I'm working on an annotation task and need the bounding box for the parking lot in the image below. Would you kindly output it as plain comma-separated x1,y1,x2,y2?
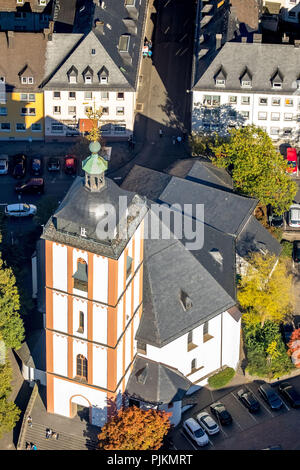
172,375,300,450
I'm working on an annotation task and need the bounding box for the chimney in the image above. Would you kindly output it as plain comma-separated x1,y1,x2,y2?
94,19,104,34
7,31,14,49
282,33,289,43
295,39,300,48
241,36,247,43
216,33,222,49
253,33,262,43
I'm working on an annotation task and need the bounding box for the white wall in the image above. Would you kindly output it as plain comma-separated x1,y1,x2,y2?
93,303,107,344
52,244,67,291
93,255,108,303
222,312,241,370
193,90,300,141
159,400,181,427
53,334,68,377
52,293,68,333
73,297,88,340
92,345,107,388
44,90,135,138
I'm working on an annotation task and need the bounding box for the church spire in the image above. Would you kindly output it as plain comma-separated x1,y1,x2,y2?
82,140,108,192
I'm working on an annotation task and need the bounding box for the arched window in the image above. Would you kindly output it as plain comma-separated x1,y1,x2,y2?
73,258,88,292
76,354,87,380
77,311,84,333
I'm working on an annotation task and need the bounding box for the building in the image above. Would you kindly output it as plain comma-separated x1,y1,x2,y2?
263,0,300,23
192,39,300,142
0,30,46,141
42,0,147,141
35,146,281,426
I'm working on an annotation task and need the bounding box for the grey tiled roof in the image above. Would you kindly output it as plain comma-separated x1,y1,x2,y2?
42,176,147,259
121,165,172,202
125,356,192,405
236,215,282,259
15,329,46,370
136,210,236,348
193,42,300,93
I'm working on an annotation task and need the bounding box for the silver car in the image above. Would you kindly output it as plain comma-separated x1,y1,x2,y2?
5,203,37,217
0,154,8,175
196,411,220,435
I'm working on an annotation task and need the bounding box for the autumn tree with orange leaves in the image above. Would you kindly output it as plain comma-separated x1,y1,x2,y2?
98,405,171,450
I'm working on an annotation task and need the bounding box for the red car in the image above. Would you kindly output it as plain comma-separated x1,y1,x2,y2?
64,155,77,175
286,147,298,174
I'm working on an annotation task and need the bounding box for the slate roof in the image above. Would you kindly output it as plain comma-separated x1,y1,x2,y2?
193,42,300,93
236,215,282,259
15,329,46,370
136,210,236,347
121,165,171,202
0,31,47,92
42,176,147,259
43,0,147,90
125,356,192,405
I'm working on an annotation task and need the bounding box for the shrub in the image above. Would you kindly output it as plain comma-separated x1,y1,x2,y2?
280,241,293,259
208,367,235,389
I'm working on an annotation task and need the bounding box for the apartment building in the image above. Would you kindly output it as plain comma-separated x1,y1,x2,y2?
192,39,300,142
263,0,300,23
0,30,46,141
42,0,147,141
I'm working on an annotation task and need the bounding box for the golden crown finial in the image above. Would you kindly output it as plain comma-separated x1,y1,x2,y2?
85,99,103,142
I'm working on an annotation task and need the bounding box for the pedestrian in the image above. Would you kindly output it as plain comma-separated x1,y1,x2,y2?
172,136,176,145
159,129,163,138
182,130,187,142
52,432,58,440
148,40,152,49
26,442,31,450
46,428,52,439
32,443,37,450
176,136,182,144
27,415,32,427
148,50,152,58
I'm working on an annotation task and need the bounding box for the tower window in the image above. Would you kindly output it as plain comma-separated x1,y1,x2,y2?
203,321,213,343
77,311,84,333
76,354,87,380
73,258,88,292
126,255,133,279
191,358,197,373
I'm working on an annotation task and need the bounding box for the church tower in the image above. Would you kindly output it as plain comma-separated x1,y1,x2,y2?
42,141,147,426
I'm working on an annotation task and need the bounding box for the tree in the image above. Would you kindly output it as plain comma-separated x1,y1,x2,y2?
0,398,20,439
238,252,293,327
210,125,297,214
98,405,171,450
0,254,24,350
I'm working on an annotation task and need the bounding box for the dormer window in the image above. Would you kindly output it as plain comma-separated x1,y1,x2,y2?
98,66,109,84
21,77,34,84
214,67,226,88
180,289,192,311
83,66,93,85
271,69,283,89
67,66,78,84
118,34,130,52
240,67,252,88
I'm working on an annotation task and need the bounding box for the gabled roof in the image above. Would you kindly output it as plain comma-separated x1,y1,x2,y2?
43,30,131,90
240,67,252,82
271,68,284,84
126,356,192,405
15,329,46,370
214,66,227,81
193,42,300,93
236,215,282,259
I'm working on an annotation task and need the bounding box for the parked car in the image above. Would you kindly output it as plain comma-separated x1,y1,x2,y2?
258,383,283,410
278,382,300,408
196,411,220,435
4,203,36,217
64,155,77,175
210,402,232,425
288,204,300,228
0,154,8,175
182,418,209,447
268,205,284,228
15,178,44,195
286,147,298,174
12,153,27,179
293,241,300,263
30,157,42,176
47,157,61,172
237,388,260,413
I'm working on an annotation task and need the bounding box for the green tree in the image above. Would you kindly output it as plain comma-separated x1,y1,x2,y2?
0,255,24,349
0,361,12,399
0,398,20,439
238,252,293,327
211,125,297,214
98,405,171,450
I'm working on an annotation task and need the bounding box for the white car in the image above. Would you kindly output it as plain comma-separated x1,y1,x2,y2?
0,154,8,175
5,203,37,217
288,204,300,227
182,417,209,447
196,411,220,435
